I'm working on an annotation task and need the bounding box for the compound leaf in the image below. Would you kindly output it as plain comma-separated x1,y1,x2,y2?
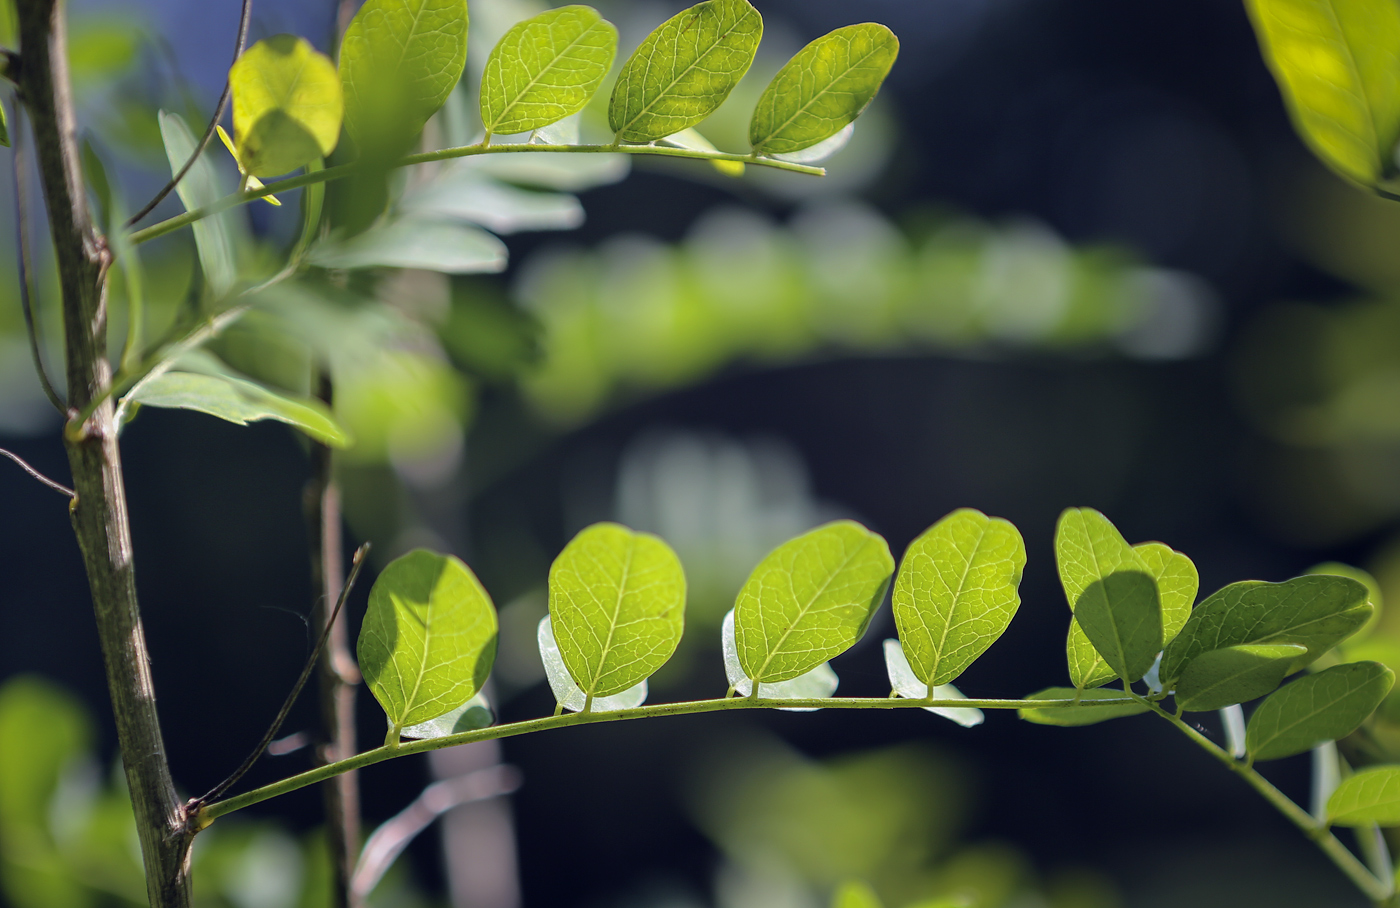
481,6,617,139
1246,661,1394,762
1173,643,1305,712
359,550,498,737
1135,541,1198,646
1017,687,1148,727
891,508,1025,687
1160,575,1372,688
230,34,342,177
749,23,898,156
1244,0,1400,187
734,520,893,685
608,0,762,143
1328,765,1400,827
548,522,686,699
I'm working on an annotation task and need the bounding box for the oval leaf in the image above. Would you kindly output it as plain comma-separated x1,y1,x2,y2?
1160,575,1372,689
358,549,498,736
1328,765,1400,827
230,35,342,177
1246,661,1395,762
734,520,893,684
891,508,1025,687
608,0,763,143
1173,643,1306,712
548,522,686,698
480,5,618,139
1135,541,1198,646
1244,0,1400,186
749,23,897,157
1017,687,1148,727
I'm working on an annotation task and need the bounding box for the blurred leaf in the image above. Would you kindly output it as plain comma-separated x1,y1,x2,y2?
749,24,897,156
480,5,617,139
359,549,498,737
1056,508,1156,687
1017,687,1148,727
734,520,893,684
159,110,237,296
1160,575,1372,687
0,676,91,830
0,102,8,148
68,17,141,90
832,880,883,908
440,279,541,381
1173,643,1305,712
1247,660,1394,761
400,165,583,233
723,608,838,708
883,639,983,727
1327,765,1400,826
548,522,686,698
659,127,746,176
538,614,647,711
216,126,283,205
400,691,493,739
1135,541,1198,646
891,508,1025,687
308,218,506,272
1244,0,1400,186
608,0,763,143
230,35,342,177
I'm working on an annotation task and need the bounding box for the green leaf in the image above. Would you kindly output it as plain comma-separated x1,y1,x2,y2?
0,99,9,148
229,35,342,177
158,110,236,297
891,508,1025,687
1173,644,1306,712
832,880,883,908
307,218,507,273
339,0,469,146
1246,661,1394,762
125,351,351,447
1073,571,1162,685
1055,508,1158,687
1017,687,1149,727
400,691,492,739
539,615,648,712
1327,765,1400,827
1135,541,1198,646
734,520,893,684
1244,0,1400,186
722,608,839,708
480,5,617,140
608,0,763,143
749,23,898,157
1309,561,1384,641
1160,575,1372,688
883,639,983,727
548,522,686,699
358,549,498,737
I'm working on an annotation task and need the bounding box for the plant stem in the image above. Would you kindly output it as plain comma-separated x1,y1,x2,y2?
1148,703,1392,904
17,1,192,905
127,143,825,247
198,694,1134,823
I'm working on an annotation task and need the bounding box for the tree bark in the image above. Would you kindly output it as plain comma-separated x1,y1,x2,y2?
15,1,192,905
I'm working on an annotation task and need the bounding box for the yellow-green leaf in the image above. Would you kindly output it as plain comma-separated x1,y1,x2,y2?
230,34,342,177
1328,765,1400,826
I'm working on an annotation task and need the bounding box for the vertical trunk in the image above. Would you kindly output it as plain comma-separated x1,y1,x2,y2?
16,1,191,905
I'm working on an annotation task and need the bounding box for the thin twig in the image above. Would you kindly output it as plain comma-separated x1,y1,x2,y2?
124,0,252,227
11,93,65,413
193,542,370,811
0,446,74,497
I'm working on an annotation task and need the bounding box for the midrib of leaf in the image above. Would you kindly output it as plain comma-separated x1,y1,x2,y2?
402,591,438,725
1272,0,1379,154
753,540,866,682
617,9,750,138
928,521,990,681
756,40,886,150
1255,675,1367,749
588,538,636,693
491,26,597,133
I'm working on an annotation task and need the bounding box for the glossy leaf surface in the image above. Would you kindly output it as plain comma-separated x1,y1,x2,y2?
1173,643,1305,712
891,508,1025,686
1017,687,1148,727
480,5,617,138
749,23,898,156
359,550,498,735
734,521,893,684
1246,661,1394,762
230,34,342,177
1327,765,1400,826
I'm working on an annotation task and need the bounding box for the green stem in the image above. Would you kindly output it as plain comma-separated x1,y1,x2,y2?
128,144,824,247
198,694,1132,824
1148,703,1392,904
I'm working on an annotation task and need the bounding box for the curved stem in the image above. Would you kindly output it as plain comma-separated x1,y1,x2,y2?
128,144,824,247
198,694,1133,823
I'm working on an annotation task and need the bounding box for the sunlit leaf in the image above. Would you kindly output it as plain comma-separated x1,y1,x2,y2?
722,608,837,709
480,5,617,139
159,110,236,297
1327,765,1400,826
734,521,893,684
1135,542,1197,646
1246,661,1394,762
400,165,583,233
832,880,883,908
548,522,686,699
892,508,1025,687
538,615,647,712
1017,687,1148,727
883,639,983,727
216,126,282,206
229,34,342,177
400,691,493,739
608,0,763,143
749,23,897,157
359,550,498,738
1160,575,1372,688
308,218,506,273
1173,643,1305,712
1244,0,1400,186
